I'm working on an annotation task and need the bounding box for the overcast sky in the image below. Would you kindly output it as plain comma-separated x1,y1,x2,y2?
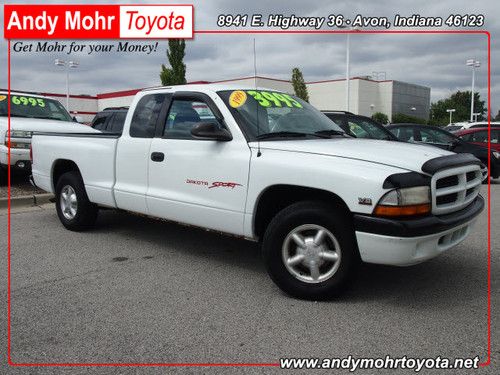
1,0,498,115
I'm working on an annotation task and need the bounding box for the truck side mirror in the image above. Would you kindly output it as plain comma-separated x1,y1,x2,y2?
191,122,232,141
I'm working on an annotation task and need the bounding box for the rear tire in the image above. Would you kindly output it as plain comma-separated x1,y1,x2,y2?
55,171,98,231
262,201,359,300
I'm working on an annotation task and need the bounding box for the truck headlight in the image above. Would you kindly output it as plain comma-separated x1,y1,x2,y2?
374,186,431,217
10,130,32,138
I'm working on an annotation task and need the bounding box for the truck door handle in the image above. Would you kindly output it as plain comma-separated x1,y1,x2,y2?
151,152,165,162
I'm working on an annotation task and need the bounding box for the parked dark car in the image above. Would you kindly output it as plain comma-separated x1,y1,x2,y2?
469,122,500,129
456,127,500,152
444,122,500,133
322,111,398,140
90,107,128,134
387,123,500,179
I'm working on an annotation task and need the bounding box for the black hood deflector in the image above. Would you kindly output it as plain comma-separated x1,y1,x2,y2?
421,153,483,175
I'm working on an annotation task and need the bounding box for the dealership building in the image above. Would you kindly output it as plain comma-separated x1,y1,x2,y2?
9,76,431,123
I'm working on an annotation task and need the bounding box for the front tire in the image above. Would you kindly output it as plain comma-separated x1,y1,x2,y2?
55,171,98,231
262,201,359,300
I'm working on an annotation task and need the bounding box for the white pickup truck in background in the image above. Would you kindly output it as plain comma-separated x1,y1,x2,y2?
31,85,485,299
0,91,86,182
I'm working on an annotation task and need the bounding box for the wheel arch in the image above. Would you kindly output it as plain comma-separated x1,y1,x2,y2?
51,159,81,192
253,184,352,240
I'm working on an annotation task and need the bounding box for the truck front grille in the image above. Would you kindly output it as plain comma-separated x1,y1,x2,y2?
431,165,482,215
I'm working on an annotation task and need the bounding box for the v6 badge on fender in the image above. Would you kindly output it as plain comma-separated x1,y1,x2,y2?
358,197,372,206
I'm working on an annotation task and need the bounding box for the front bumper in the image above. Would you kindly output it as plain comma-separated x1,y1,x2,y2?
353,196,484,266
0,146,31,172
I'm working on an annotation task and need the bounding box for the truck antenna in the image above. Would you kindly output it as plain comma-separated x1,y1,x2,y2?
254,38,262,157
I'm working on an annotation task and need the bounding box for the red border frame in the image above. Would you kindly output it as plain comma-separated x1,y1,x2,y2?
6,28,491,368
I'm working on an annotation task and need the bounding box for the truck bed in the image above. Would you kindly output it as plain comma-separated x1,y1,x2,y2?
31,131,121,208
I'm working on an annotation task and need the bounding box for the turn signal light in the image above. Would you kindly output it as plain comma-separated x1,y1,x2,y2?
374,203,431,217
5,141,30,149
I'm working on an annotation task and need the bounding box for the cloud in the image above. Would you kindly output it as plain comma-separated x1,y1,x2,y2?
1,0,498,115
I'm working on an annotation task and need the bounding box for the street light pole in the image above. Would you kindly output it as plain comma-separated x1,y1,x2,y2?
54,59,79,111
466,59,480,122
446,108,456,124
339,26,359,112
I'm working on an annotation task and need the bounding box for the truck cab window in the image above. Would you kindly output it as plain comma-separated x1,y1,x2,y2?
164,99,219,140
419,128,454,144
110,112,127,133
391,127,414,142
130,94,166,138
91,114,108,131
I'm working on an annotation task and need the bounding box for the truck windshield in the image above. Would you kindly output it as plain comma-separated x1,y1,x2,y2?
0,94,73,122
218,90,345,140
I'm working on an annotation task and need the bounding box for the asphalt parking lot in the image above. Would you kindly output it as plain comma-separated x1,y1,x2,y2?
0,183,498,375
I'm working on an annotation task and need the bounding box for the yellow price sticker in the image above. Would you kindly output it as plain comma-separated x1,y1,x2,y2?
229,90,247,108
246,91,303,108
11,96,46,107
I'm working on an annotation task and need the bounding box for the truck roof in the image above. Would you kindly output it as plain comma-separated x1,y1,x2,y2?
0,91,52,99
141,84,283,94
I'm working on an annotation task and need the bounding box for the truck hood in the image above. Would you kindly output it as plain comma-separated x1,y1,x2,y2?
250,138,453,175
0,117,97,133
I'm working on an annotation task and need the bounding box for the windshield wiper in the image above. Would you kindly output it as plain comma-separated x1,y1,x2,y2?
314,129,346,137
256,131,309,140
31,116,63,121
256,131,336,140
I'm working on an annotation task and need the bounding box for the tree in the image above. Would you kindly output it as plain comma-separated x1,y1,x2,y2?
291,68,309,102
160,39,187,86
495,110,500,121
392,113,427,125
371,112,389,124
429,90,485,126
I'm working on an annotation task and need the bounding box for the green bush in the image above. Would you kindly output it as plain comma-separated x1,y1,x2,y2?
391,113,427,125
371,112,389,124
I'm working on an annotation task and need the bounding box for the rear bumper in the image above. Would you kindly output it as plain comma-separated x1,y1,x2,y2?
353,196,484,266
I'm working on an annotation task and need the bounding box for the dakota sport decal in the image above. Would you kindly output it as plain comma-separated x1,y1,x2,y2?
186,179,242,189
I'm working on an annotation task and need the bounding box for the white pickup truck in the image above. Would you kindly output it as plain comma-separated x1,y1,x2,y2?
0,91,84,181
31,85,484,299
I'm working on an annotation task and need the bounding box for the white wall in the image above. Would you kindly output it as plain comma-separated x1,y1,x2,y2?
307,80,349,111
256,78,294,93
97,96,135,111
11,76,429,124
378,81,393,120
